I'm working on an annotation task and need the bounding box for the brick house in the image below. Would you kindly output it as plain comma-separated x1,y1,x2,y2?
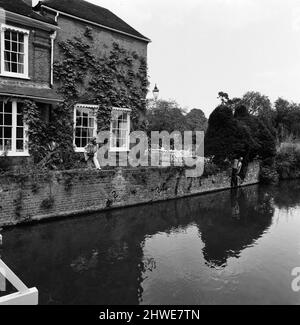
36,0,150,154
0,0,60,161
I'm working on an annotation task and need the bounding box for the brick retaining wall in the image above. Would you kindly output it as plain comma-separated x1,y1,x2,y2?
0,162,260,227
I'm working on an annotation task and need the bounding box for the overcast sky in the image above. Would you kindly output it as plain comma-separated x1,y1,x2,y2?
34,0,300,116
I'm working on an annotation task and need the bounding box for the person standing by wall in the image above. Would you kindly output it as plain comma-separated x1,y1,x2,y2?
84,138,101,170
237,157,244,186
231,158,239,188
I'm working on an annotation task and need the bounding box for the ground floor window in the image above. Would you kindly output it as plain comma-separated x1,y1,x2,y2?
0,100,28,156
74,104,98,152
110,108,131,152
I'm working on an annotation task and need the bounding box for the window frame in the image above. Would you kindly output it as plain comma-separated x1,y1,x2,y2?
73,104,98,153
110,107,131,152
0,100,29,157
0,24,30,79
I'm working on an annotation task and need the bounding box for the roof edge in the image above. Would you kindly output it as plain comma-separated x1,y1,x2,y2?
3,9,59,31
38,4,151,43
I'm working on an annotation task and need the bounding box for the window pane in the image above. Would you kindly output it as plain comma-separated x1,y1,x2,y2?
16,140,24,151
18,42,24,53
11,31,17,42
89,118,94,127
4,114,12,126
11,62,18,73
0,139,3,151
82,128,88,138
16,115,23,126
82,138,87,148
4,51,10,61
4,127,12,138
11,52,17,63
12,42,18,52
17,103,23,114
75,128,81,138
82,117,88,127
4,61,11,72
18,54,24,64
75,137,81,147
0,114,3,125
17,64,24,74
18,33,24,43
76,116,82,127
5,40,10,51
87,128,94,138
4,30,10,40
4,140,11,150
4,103,12,113
17,127,24,139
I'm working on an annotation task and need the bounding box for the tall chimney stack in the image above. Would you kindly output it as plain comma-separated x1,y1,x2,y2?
22,0,33,7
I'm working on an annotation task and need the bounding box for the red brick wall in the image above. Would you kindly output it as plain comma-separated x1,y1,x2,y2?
0,162,260,227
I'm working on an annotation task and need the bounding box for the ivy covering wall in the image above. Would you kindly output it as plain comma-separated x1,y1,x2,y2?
21,31,149,169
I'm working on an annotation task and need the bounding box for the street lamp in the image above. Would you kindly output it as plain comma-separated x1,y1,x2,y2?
153,84,159,101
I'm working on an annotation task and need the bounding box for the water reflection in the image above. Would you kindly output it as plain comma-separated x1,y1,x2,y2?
1,181,300,305
199,187,274,268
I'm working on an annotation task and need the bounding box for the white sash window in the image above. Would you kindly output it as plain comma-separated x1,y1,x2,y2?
0,101,29,156
110,108,131,152
74,104,98,152
0,24,29,79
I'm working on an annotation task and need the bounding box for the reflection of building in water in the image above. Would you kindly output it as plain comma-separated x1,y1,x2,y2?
1,185,276,304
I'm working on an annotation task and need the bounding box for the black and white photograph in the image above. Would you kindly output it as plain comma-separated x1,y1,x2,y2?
0,0,300,309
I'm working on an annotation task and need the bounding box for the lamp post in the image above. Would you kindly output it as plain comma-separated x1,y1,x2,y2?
153,84,159,102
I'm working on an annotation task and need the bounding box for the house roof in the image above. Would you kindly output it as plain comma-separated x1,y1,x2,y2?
37,0,150,42
0,0,57,26
0,85,63,103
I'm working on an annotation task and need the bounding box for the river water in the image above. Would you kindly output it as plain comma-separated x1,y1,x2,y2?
1,181,300,305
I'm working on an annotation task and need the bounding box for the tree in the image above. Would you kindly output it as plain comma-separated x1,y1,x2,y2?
241,91,272,116
274,98,300,141
205,105,258,164
146,99,187,133
205,99,277,165
185,109,208,133
241,91,276,135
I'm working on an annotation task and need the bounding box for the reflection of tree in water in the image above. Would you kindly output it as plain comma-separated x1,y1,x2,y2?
1,184,279,304
272,180,300,209
198,186,274,268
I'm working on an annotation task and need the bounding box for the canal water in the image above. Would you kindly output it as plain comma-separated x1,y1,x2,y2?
1,181,300,305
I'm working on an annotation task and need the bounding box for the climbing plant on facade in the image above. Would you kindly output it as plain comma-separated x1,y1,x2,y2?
54,34,149,131
21,32,148,170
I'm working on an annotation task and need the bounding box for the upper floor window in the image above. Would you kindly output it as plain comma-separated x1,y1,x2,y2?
74,104,98,152
0,101,28,156
110,108,131,152
0,24,29,79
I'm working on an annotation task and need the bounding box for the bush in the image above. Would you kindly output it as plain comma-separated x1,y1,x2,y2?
203,157,220,177
276,142,300,179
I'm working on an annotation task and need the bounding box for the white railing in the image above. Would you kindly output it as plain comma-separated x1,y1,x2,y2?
0,259,38,305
